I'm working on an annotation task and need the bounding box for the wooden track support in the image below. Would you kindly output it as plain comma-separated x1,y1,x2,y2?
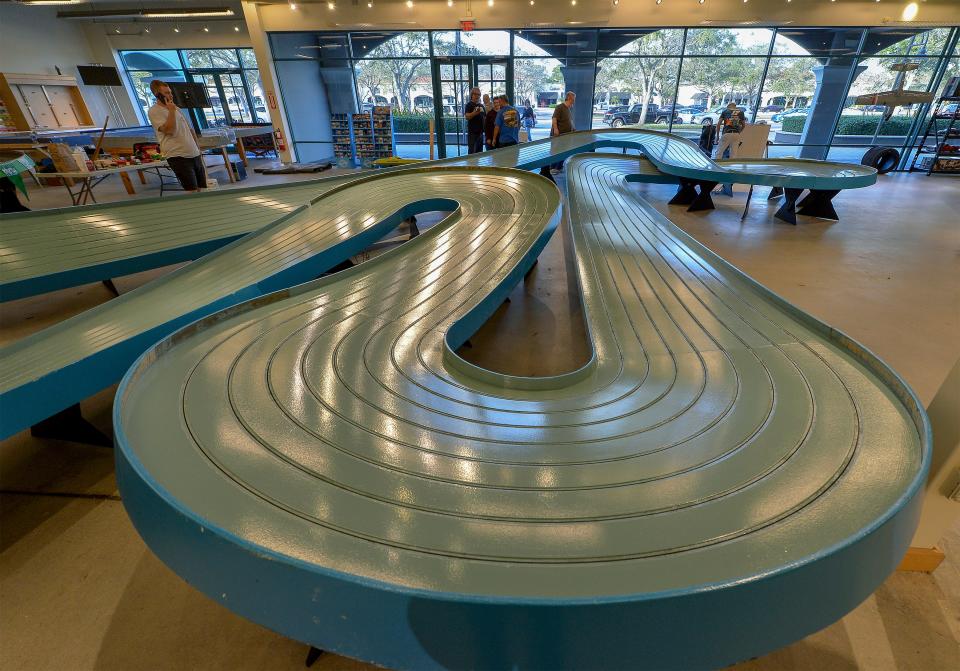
897,547,946,573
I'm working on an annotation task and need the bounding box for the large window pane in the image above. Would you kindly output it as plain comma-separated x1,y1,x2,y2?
269,32,350,60
514,57,563,141
120,49,181,71
757,57,819,145
352,32,429,58
685,28,774,56
239,48,259,69
773,28,864,57
675,57,765,139
185,48,239,69
244,70,270,123
595,57,681,130
432,31,510,56
355,58,433,158
842,56,939,143
598,29,682,58
865,27,951,57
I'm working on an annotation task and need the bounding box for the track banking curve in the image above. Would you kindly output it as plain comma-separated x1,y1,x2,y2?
107,146,923,670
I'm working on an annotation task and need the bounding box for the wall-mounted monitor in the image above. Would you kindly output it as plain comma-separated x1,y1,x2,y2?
76,65,123,87
167,82,211,109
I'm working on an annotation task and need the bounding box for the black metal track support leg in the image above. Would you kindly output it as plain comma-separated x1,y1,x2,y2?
524,258,538,280
305,646,324,667
102,279,120,297
30,403,112,447
668,179,698,206
774,188,804,225
796,189,840,221
688,181,718,212
768,186,784,200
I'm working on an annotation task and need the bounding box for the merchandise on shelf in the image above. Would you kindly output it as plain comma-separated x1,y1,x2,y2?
331,113,356,166
371,106,396,160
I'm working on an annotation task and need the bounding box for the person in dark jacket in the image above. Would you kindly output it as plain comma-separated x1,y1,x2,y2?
698,118,717,156
485,96,500,150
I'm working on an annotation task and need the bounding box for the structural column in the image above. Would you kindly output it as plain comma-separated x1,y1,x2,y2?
559,63,597,132
798,62,865,160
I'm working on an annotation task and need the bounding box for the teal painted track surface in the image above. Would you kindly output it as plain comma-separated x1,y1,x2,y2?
0,129,874,303
107,149,923,669
0,130,876,438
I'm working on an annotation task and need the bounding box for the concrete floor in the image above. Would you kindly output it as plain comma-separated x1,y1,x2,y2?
1,159,958,670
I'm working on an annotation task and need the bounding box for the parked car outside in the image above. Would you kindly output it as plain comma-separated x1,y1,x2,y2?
674,106,707,123
693,106,752,124
603,103,680,127
771,107,809,122
759,104,784,113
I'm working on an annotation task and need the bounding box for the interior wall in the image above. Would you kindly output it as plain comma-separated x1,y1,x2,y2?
250,0,960,31
0,3,114,128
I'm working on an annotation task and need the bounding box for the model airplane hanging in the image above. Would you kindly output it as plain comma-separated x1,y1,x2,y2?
855,62,935,120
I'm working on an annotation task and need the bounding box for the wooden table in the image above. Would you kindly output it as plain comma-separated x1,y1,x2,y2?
41,161,169,205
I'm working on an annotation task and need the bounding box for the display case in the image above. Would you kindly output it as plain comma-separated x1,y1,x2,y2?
331,113,356,167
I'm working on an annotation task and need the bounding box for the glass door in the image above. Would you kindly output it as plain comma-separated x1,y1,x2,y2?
432,57,513,158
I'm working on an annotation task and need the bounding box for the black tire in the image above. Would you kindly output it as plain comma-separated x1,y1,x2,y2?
611,118,624,128
861,145,900,174
655,117,668,124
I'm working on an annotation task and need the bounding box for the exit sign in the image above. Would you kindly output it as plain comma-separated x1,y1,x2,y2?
460,20,476,32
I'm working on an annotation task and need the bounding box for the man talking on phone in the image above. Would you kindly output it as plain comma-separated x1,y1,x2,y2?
148,80,206,192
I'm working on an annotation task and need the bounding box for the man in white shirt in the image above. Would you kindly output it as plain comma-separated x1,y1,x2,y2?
147,80,206,192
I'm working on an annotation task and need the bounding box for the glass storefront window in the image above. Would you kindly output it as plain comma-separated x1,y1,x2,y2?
351,32,429,58
266,26,959,165
120,50,182,71
773,28,864,57
239,48,258,69
866,27,951,57
684,28,774,56
432,30,511,56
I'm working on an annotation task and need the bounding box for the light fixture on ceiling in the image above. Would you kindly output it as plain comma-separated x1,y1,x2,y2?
114,26,121,33
203,25,210,32
447,0,453,6
903,1,918,19
173,25,180,32
144,26,150,33
141,8,234,18
656,0,661,5
530,0,534,5
368,1,374,6
571,0,577,5
487,0,494,6
289,2,297,10
327,1,335,8
20,0,85,5
406,0,413,7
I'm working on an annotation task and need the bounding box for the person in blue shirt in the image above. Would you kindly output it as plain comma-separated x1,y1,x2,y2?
492,95,521,148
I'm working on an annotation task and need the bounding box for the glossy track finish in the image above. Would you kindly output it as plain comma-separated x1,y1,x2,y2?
0,130,877,440
114,153,926,670
0,129,874,302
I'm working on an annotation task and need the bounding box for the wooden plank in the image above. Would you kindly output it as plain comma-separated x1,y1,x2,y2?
897,546,945,573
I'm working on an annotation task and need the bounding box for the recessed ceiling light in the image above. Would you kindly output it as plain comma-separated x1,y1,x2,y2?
487,0,494,6
406,0,413,7
447,0,453,6
144,26,150,33
529,0,534,5
289,2,297,10
174,26,180,32
571,0,577,5
368,1,374,6
234,25,240,31
203,25,210,32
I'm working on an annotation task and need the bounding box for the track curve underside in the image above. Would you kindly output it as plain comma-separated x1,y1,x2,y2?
114,153,926,670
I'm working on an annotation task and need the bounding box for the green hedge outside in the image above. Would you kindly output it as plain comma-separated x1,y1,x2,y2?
392,113,459,133
781,115,914,136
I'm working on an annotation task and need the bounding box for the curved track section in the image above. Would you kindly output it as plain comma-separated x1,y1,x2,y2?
115,154,926,670
0,129,874,302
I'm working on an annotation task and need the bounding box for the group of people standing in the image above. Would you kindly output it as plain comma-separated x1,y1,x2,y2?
463,89,577,155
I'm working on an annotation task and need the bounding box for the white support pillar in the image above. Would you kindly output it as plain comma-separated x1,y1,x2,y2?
242,1,295,163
